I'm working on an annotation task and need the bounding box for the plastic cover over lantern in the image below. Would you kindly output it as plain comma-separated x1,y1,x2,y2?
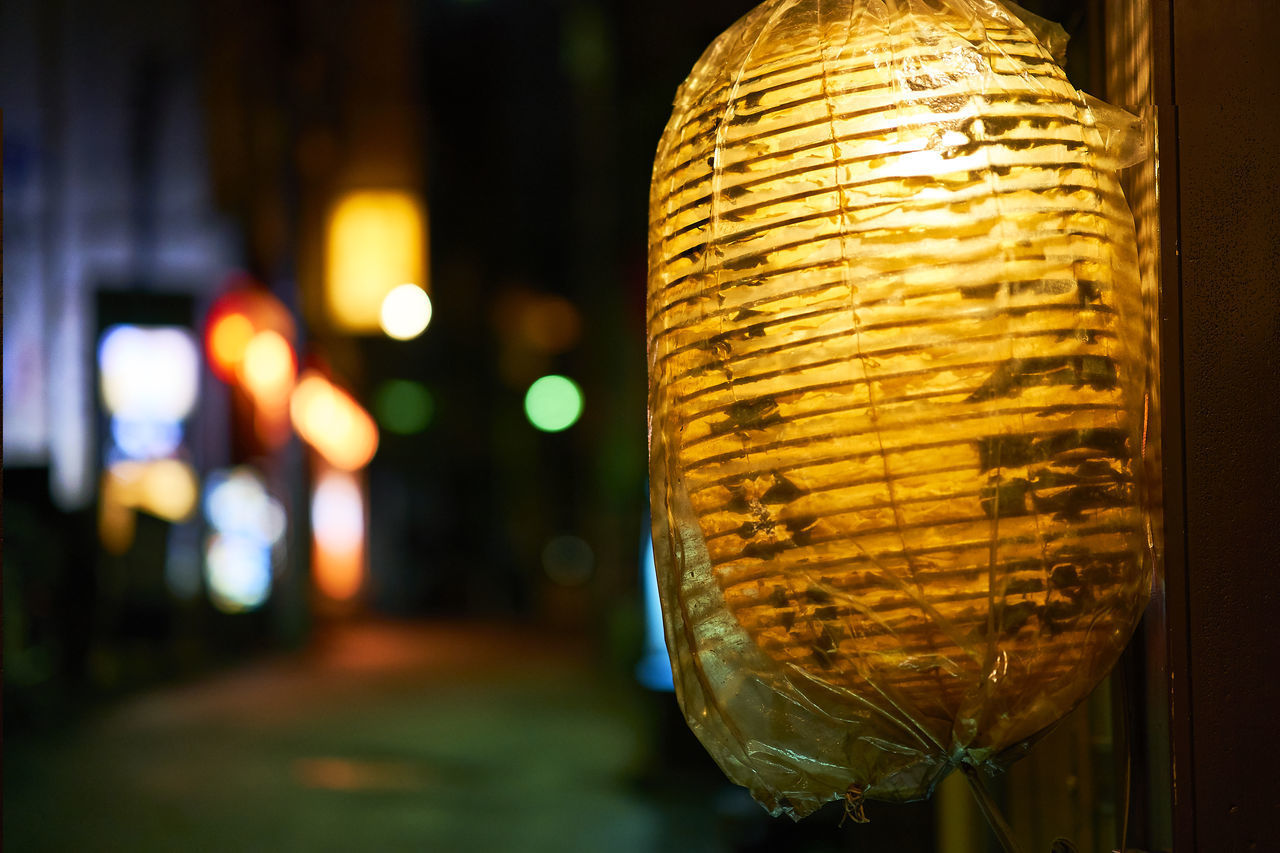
647,0,1152,818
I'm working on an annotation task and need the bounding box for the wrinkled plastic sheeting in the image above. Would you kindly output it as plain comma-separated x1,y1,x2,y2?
647,0,1153,818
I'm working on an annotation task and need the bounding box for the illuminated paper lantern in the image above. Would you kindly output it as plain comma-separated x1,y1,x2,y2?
647,0,1151,817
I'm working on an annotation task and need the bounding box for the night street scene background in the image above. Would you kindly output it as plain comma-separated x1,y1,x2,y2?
5,1,1248,850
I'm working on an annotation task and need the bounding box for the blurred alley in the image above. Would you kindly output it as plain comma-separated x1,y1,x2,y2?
6,620,899,852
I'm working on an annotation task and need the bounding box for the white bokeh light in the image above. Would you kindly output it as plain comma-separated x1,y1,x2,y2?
205,533,272,613
98,325,200,421
204,467,287,547
311,470,365,554
379,284,432,340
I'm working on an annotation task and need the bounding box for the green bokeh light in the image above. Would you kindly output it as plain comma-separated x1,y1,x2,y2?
373,380,434,435
524,375,583,432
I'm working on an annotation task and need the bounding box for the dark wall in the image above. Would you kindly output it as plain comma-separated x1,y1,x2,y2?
1165,2,1280,850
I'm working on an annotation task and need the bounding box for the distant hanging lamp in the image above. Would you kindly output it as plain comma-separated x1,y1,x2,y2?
647,0,1152,824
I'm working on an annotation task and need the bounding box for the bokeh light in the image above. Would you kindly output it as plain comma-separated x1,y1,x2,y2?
520,295,581,354
105,459,200,523
204,283,297,384
494,289,583,354
491,289,583,389
325,190,428,333
111,418,184,460
636,531,674,691
207,312,255,380
98,325,200,422
204,467,287,547
201,467,283,613
379,284,432,340
98,475,138,556
239,329,297,405
98,459,200,554
373,380,434,435
541,534,595,586
205,532,273,613
290,371,380,470
138,459,201,522
311,468,365,601
523,375,583,432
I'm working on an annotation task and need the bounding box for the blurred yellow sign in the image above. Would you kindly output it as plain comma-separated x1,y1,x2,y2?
324,190,428,333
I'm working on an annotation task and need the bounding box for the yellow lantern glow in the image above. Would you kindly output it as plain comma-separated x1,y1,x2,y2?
324,190,428,333
648,0,1150,818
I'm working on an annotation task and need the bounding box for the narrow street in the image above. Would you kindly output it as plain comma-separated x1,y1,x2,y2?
5,623,719,852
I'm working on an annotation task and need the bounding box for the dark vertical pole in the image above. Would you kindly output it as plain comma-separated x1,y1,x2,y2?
1154,23,1193,852
1152,3,1193,849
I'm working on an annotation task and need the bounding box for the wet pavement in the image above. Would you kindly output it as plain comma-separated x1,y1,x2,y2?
5,622,938,851
5,622,715,852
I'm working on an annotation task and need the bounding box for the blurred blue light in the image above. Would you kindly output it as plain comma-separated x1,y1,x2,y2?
111,417,184,460
204,467,287,547
637,526,674,692
205,532,272,613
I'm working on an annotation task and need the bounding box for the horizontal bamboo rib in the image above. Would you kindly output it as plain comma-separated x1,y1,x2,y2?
650,255,1125,335
662,325,1121,389
650,215,1132,314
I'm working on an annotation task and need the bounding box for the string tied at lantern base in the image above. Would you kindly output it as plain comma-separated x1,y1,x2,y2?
838,784,870,827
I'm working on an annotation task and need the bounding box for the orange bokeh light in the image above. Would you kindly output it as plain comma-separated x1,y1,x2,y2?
314,539,363,601
208,312,256,380
204,279,297,384
311,467,365,602
240,330,297,406
290,371,379,471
